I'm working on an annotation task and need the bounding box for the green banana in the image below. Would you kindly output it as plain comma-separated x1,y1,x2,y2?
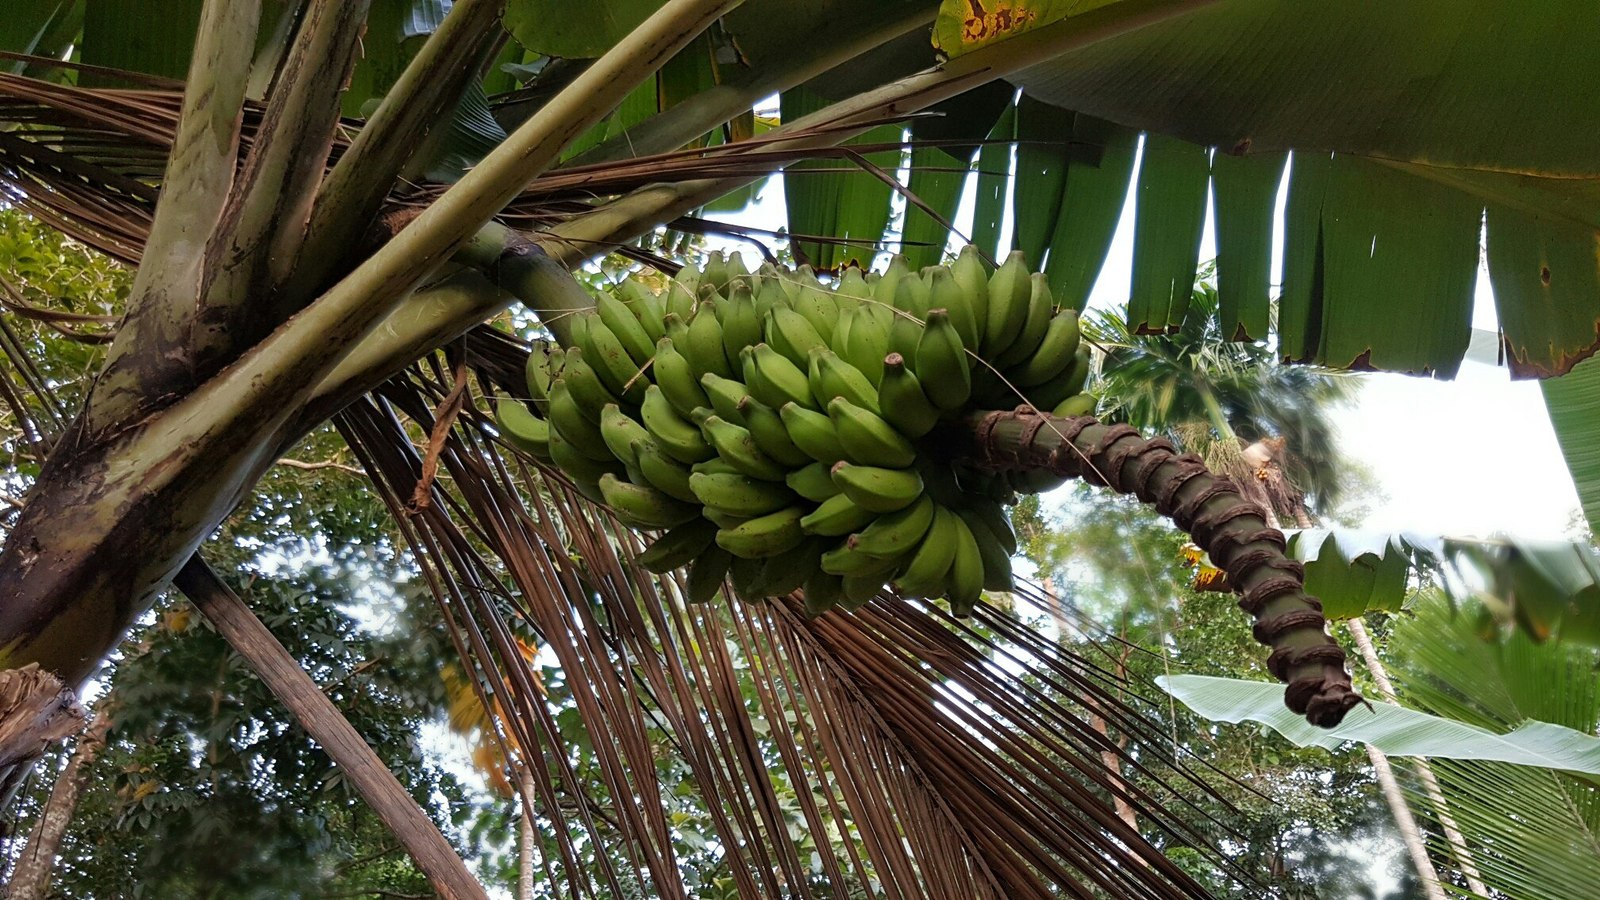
1023,348,1091,411
747,343,815,410
560,347,622,418
663,312,689,345
786,461,842,502
993,272,1058,370
877,353,941,439
634,440,699,503
700,415,789,481
689,471,796,517
803,569,845,616
949,244,990,335
887,309,923,366
892,265,931,317
686,546,732,604
946,514,985,616
964,498,1017,555
765,306,827,366
828,397,917,467
598,473,700,528
778,402,847,464
495,397,550,459
581,317,648,404
718,287,763,368
597,291,656,367
599,403,651,469
835,266,871,307
799,491,878,537
981,250,1032,358
548,381,613,461
640,384,713,463
758,537,826,597
892,505,960,599
524,342,561,404
1011,307,1081,387
874,255,911,308
927,266,979,351
839,304,890,386
738,397,812,467
1052,393,1097,418
690,455,741,477
547,431,611,504
914,309,972,411
846,494,935,559
699,250,729,294
790,280,839,342
700,372,749,424
637,518,718,574
820,541,905,577
685,303,733,378
672,260,701,297
959,505,1015,592
807,348,879,413
653,337,711,415
700,506,750,530
664,280,697,322
839,572,886,609
716,506,807,558
831,462,924,513
728,554,769,600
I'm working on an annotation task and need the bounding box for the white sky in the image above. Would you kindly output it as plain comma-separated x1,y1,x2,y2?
717,141,1584,542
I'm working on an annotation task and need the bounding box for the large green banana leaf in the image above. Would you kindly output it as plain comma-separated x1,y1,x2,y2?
1157,674,1600,777
923,1,1600,382
1282,528,1600,646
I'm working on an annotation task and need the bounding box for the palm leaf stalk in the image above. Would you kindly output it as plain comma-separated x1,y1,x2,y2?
327,355,1275,897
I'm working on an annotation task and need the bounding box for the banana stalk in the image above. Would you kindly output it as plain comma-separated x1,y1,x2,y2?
958,409,1362,728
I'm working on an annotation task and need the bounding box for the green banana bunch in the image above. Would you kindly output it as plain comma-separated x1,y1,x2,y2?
526,243,1094,620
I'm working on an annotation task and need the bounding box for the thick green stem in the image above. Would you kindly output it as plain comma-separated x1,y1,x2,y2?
84,0,260,435
194,0,374,355
542,0,1218,266
290,0,507,304
569,3,936,165
961,409,1362,727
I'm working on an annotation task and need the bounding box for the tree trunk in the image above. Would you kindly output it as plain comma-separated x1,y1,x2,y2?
518,772,536,900
961,410,1362,726
0,665,85,813
1346,617,1489,897
1039,577,1138,832
7,712,110,899
175,558,489,900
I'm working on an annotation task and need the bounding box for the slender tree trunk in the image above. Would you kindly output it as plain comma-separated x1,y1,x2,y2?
8,712,110,899
1040,577,1138,832
518,772,536,900
1347,617,1489,897
175,558,488,900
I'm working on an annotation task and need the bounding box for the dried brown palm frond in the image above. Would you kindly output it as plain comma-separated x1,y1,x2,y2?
322,347,1272,898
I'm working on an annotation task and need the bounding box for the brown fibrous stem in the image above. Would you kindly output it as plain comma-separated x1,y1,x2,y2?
964,408,1364,728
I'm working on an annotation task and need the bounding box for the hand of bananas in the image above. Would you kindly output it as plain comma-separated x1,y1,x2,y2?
495,246,1096,615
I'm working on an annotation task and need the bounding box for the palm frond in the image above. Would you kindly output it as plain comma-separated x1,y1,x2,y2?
1389,596,1600,899
316,347,1280,897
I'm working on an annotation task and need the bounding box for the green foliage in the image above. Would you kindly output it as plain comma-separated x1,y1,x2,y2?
7,554,472,899
1013,488,1394,897
1091,275,1356,511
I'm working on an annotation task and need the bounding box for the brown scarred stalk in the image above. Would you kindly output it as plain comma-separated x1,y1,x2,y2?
963,408,1364,728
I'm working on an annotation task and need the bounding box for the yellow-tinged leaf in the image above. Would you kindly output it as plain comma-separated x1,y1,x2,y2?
933,0,1118,58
